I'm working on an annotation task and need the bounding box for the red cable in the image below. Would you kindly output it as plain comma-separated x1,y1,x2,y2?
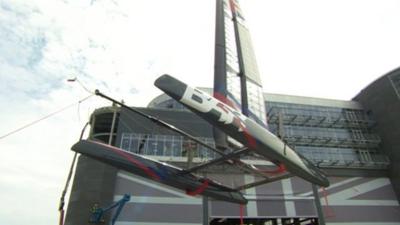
321,187,335,218
262,163,286,174
229,0,237,14
59,209,64,225
186,180,209,196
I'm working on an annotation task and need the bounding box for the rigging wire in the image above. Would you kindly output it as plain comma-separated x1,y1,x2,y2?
119,109,156,134
67,77,93,94
0,94,94,141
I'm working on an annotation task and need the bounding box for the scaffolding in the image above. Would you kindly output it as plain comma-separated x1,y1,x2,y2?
267,105,390,170
267,107,375,129
282,133,381,149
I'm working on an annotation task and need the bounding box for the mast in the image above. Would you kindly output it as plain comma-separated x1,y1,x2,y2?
213,0,267,149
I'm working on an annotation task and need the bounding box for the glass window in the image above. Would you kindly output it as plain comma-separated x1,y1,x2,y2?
171,136,183,157
120,133,131,151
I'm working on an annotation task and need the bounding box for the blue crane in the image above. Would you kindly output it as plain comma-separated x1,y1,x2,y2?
89,194,131,225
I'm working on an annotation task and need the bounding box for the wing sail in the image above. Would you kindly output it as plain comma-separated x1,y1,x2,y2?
214,0,267,149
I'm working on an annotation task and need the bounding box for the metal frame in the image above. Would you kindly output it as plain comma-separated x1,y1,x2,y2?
94,90,295,191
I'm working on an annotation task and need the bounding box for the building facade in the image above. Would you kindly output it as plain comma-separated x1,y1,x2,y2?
354,66,400,202
65,70,400,225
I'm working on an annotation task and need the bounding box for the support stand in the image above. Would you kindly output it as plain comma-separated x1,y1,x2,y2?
203,196,209,225
312,184,326,225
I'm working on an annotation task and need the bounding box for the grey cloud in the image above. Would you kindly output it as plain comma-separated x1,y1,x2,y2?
0,0,78,101
0,4,47,69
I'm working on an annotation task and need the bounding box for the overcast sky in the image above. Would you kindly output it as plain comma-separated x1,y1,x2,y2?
0,0,399,224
